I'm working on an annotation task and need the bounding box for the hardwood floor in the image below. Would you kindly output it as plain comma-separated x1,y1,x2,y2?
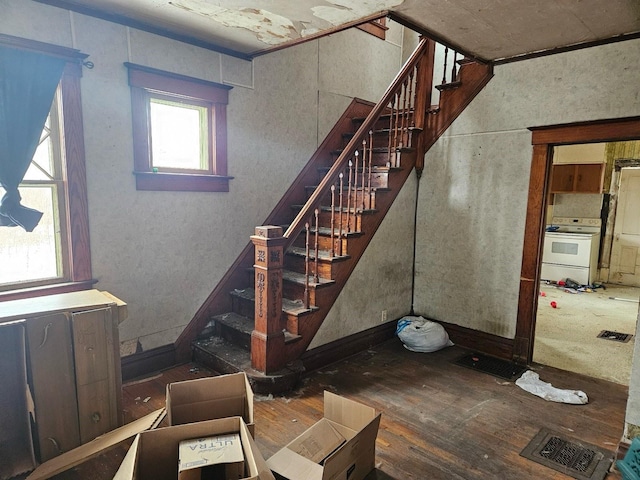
50,340,626,479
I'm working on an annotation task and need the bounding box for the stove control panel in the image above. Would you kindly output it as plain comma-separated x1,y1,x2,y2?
551,217,601,228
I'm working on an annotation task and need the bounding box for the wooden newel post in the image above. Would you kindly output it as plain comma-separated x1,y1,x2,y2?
250,226,287,373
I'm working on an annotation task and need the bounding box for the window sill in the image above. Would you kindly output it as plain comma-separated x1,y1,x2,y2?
133,171,234,192
0,280,97,302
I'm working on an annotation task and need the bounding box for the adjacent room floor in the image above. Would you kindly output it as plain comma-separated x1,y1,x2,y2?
534,283,640,385
47,340,627,479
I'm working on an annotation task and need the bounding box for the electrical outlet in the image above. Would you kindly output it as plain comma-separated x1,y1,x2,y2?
381,310,388,322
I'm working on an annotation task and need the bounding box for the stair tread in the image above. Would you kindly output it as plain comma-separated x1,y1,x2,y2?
212,311,302,344
287,246,349,262
311,226,363,237
342,126,421,138
317,165,401,173
282,269,334,287
332,146,414,155
305,184,390,192
230,288,318,315
435,80,462,91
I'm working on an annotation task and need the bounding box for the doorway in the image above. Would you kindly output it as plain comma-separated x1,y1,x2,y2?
531,142,640,385
514,117,640,375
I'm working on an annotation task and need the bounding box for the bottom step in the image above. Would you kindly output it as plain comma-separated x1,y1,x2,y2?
192,336,304,394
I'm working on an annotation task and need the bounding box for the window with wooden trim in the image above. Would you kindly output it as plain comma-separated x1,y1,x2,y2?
0,35,92,300
125,63,233,192
356,17,388,40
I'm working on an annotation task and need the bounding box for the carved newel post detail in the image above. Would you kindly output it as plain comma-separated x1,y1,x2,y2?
250,226,287,373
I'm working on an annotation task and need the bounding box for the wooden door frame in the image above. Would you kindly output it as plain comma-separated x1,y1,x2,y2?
513,116,640,364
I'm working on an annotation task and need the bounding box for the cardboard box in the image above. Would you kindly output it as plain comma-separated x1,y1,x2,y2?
179,433,245,480
167,372,255,436
267,392,381,480
114,417,274,480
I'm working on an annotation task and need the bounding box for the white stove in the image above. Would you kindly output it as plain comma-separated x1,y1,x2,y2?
540,217,601,285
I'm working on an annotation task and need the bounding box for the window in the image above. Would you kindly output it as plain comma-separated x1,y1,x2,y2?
125,63,233,192
356,17,388,40
0,35,92,299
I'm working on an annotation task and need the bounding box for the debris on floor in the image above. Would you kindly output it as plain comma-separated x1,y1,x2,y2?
515,371,588,404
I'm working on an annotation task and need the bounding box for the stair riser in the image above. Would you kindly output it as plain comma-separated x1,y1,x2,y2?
282,281,320,306
318,210,363,233
231,295,255,320
317,169,391,189
292,234,347,254
330,150,400,169
351,114,404,132
215,320,252,351
342,129,414,149
305,188,379,210
285,255,338,279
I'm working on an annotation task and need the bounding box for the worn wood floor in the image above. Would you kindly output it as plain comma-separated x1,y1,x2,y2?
50,340,627,479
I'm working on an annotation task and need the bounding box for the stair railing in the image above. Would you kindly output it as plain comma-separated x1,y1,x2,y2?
282,36,436,251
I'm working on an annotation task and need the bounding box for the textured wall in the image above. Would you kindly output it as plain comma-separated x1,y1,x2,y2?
414,38,640,338
1,0,413,350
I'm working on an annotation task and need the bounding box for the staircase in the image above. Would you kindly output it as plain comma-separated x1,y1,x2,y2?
174,37,493,393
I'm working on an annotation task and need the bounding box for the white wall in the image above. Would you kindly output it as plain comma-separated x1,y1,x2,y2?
2,0,416,351
414,39,640,337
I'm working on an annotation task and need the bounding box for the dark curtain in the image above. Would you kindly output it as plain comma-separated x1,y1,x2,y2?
0,46,66,232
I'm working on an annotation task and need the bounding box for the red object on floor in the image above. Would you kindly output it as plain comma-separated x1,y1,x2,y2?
540,292,546,297
550,301,557,308
558,280,566,286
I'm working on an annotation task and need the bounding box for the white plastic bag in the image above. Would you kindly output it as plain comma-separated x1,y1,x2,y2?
515,370,588,404
396,316,453,353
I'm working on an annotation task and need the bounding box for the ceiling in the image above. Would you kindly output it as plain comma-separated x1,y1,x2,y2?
35,0,640,61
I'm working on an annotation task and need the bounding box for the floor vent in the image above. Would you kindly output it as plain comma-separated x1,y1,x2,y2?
520,429,613,480
597,330,633,343
453,352,526,380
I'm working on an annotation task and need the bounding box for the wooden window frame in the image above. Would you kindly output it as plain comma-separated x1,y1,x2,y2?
0,34,94,302
125,63,233,192
356,17,388,40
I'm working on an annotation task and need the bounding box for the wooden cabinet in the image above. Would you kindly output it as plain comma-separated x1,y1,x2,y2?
549,163,605,193
0,290,126,470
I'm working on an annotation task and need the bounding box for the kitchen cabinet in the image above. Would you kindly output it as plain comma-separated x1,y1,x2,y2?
549,163,605,193
0,290,126,477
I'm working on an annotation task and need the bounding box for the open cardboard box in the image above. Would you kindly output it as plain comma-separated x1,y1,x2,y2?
113,416,274,480
267,392,381,480
167,372,255,436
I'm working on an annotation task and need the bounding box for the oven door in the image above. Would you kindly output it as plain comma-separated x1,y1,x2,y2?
542,232,593,267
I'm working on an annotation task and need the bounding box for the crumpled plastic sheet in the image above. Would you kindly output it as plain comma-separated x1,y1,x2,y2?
515,370,588,404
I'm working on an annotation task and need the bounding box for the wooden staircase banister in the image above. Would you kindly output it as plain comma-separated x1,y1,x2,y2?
283,37,432,248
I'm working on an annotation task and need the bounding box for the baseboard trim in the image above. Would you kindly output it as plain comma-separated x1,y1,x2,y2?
439,321,515,361
121,343,176,381
301,320,398,372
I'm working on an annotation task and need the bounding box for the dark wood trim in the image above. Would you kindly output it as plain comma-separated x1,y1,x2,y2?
530,116,640,145
388,12,490,65
356,18,388,40
0,280,97,302
0,32,87,61
174,98,376,362
617,438,630,461
61,62,93,282
513,144,551,363
301,319,397,372
249,12,391,58
33,0,252,60
438,320,515,361
121,344,177,382
495,31,640,65
518,117,640,364
125,63,232,99
133,172,233,192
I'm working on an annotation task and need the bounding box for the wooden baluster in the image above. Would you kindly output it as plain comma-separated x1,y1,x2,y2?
407,68,415,145
346,160,353,232
442,46,449,85
400,79,409,149
387,97,394,167
353,150,359,213
338,173,344,255
304,221,310,309
451,50,458,81
361,139,367,210
330,184,336,258
367,130,373,209
392,92,400,154
314,209,319,283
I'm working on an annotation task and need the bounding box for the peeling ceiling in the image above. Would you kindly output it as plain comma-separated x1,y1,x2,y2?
35,0,640,61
